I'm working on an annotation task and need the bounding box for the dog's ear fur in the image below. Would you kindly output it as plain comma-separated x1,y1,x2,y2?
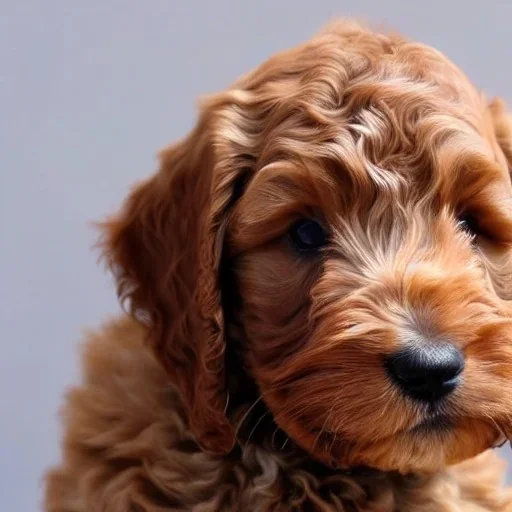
488,98,512,167
100,110,240,454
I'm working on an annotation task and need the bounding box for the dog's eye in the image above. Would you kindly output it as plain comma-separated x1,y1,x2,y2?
458,213,482,238
289,219,327,253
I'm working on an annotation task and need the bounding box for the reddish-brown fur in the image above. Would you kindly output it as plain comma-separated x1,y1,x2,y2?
45,19,512,510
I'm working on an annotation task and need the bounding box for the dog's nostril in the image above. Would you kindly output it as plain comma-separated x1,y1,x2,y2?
386,343,464,402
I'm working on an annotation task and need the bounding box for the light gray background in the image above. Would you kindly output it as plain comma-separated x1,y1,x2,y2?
2,1,512,510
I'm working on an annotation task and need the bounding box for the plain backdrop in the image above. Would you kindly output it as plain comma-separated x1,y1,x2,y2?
2,1,512,510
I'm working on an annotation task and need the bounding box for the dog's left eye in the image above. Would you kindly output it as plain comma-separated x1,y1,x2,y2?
289,219,328,253
458,213,482,238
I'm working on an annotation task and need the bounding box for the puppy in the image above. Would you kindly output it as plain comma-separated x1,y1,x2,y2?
45,19,512,511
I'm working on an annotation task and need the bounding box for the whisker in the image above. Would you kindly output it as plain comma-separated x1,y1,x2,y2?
481,412,507,448
312,405,336,452
245,410,271,448
271,426,280,449
329,430,339,453
223,391,230,415
234,397,263,439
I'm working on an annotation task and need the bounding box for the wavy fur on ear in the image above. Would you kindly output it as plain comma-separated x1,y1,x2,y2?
98,114,238,455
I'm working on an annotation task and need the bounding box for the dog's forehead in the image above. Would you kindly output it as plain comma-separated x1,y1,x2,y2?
216,26,511,236
239,79,495,203
217,31,495,175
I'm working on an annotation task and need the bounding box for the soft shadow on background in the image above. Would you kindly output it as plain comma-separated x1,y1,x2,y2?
2,1,511,510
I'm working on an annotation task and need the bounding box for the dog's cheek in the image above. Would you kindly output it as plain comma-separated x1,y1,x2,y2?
479,242,512,301
234,242,320,367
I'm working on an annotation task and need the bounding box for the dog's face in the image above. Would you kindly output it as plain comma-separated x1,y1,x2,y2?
103,21,512,474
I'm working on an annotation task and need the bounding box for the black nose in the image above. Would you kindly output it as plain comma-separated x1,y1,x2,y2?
386,343,464,402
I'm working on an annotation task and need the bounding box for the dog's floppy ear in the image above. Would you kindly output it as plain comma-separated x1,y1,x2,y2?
488,98,512,167
100,111,239,454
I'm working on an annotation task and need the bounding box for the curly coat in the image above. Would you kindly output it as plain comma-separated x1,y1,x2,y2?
45,19,512,511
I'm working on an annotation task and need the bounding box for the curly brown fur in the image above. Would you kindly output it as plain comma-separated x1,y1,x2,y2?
46,19,512,511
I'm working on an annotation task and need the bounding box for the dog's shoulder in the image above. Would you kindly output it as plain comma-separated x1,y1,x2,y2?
44,317,225,511
78,316,167,402
66,316,181,435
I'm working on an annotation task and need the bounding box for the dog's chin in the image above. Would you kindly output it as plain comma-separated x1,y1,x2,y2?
276,413,502,474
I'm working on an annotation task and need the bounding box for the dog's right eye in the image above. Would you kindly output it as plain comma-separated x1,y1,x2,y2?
288,219,328,253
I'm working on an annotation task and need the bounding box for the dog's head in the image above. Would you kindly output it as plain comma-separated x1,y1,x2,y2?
101,20,512,473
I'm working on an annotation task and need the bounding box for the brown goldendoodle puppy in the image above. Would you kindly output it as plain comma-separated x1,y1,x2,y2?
45,19,512,511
